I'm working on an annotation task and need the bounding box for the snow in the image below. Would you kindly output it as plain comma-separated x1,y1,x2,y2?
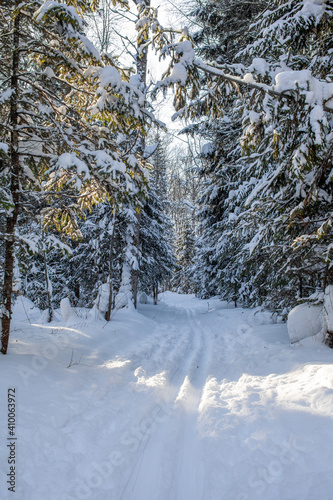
78,35,101,61
60,297,75,323
139,291,149,304
169,63,188,85
200,142,215,156
98,66,122,90
248,58,269,76
129,74,141,88
0,142,9,153
35,1,83,28
176,40,195,65
43,67,55,79
301,0,326,19
94,283,111,315
249,110,261,124
273,69,333,108
287,302,324,343
242,72,256,84
0,89,13,104
143,143,159,159
93,150,126,174
2,292,333,500
56,153,90,180
324,285,333,332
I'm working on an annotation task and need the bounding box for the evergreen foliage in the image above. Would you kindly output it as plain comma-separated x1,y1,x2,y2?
172,218,196,294
0,0,155,351
188,0,333,313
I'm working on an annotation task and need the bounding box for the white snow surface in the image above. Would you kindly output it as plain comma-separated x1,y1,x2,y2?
1,292,333,500
287,302,324,343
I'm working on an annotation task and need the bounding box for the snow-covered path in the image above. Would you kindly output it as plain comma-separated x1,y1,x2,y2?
1,292,333,500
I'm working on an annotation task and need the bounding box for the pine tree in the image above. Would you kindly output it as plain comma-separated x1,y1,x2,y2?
172,218,196,294
190,0,268,63
139,152,175,302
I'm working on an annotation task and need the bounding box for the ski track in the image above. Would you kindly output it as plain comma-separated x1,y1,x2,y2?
120,307,212,500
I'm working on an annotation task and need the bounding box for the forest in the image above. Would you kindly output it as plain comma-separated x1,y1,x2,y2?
1,0,333,354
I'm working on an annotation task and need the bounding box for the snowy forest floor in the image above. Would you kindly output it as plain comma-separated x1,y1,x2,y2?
1,292,333,500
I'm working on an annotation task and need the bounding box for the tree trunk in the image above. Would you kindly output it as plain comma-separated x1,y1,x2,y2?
323,263,329,291
42,233,53,323
129,0,150,309
131,212,141,310
299,274,303,299
105,215,117,321
1,7,20,354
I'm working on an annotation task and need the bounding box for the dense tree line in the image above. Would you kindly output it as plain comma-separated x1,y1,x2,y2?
185,0,333,316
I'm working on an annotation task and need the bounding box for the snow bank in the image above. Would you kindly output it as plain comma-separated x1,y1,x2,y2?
287,302,324,343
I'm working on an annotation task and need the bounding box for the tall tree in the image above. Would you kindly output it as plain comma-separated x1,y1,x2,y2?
172,218,196,294
139,136,175,302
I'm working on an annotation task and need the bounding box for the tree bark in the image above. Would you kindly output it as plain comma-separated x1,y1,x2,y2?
1,7,20,354
153,283,158,305
130,0,150,309
105,215,117,321
42,228,53,323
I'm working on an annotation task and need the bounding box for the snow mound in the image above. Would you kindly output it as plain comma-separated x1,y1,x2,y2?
94,283,110,314
287,302,324,343
12,296,40,322
114,291,131,309
60,297,75,322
